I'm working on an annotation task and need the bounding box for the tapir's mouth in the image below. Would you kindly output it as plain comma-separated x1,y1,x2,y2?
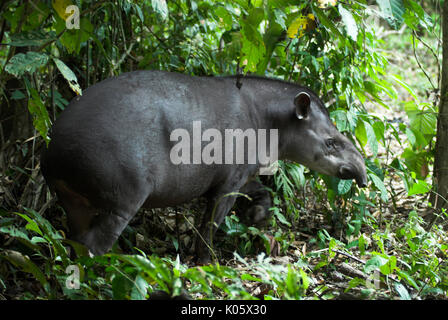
338,165,367,188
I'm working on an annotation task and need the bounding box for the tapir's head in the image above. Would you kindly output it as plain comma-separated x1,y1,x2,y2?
280,90,367,188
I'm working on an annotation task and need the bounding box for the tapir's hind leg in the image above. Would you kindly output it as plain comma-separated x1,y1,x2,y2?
53,179,150,256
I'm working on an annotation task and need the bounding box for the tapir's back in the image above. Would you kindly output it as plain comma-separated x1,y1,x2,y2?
41,70,247,210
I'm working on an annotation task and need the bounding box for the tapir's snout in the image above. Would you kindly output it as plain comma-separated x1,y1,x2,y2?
338,164,368,188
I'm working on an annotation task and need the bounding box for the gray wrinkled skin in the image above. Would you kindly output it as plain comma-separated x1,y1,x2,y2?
41,70,367,263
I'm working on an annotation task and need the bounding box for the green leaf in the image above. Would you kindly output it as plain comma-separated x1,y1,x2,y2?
11,90,26,100
112,274,132,299
401,148,428,179
132,3,145,22
408,179,430,196
376,0,405,30
405,127,416,147
337,179,352,195
272,208,291,227
411,110,436,136
55,16,93,54
27,88,51,143
53,58,82,95
358,234,366,256
394,282,411,300
6,31,56,47
215,6,233,31
368,173,388,202
151,0,168,20
364,255,388,273
338,5,358,40
392,75,419,102
313,6,343,39
364,120,378,157
355,120,367,147
5,52,49,77
240,8,266,72
273,8,286,29
241,34,265,72
3,250,49,290
397,270,419,290
15,213,43,236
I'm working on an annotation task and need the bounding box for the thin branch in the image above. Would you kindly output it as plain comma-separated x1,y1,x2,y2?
412,32,436,90
413,30,441,88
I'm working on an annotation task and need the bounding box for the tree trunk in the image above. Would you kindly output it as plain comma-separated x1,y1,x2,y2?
432,0,448,211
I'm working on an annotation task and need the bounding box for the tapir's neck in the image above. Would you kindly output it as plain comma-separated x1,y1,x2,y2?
227,76,305,160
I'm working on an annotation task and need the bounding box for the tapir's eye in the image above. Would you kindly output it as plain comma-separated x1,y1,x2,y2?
325,138,337,149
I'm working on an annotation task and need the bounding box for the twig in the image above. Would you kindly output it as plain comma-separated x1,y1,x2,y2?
412,32,436,90
37,28,66,52
333,249,366,264
111,42,135,73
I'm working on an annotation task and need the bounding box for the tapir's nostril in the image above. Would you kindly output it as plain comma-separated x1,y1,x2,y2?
339,165,367,188
357,180,367,188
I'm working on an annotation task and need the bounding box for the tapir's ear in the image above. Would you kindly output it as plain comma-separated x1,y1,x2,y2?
294,92,311,120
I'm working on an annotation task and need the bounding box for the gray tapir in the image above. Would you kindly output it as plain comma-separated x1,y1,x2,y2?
41,70,367,263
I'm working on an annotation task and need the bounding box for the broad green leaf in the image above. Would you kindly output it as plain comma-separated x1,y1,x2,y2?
132,3,144,22
28,88,51,143
215,6,233,30
408,179,430,196
405,127,416,147
369,173,389,202
52,0,74,20
6,31,56,47
337,179,352,195
240,8,266,72
392,75,419,102
401,148,429,179
404,101,436,138
355,120,367,147
358,234,366,255
151,0,168,20
313,6,343,39
273,8,286,29
54,13,92,54
397,270,419,290
376,0,405,30
112,274,132,299
372,120,385,144
364,120,378,157
364,255,388,273
53,58,82,95
287,14,314,39
411,110,437,136
11,90,26,100
5,52,49,77
338,4,358,40
394,283,411,300
241,32,265,72
3,250,49,290
15,213,43,236
272,208,291,227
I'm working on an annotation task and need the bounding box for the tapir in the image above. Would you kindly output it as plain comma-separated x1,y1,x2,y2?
41,70,367,263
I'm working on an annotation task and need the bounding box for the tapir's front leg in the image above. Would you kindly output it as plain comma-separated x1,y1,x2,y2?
195,175,250,264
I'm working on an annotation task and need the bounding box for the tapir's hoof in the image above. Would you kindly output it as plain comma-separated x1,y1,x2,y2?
196,255,213,266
